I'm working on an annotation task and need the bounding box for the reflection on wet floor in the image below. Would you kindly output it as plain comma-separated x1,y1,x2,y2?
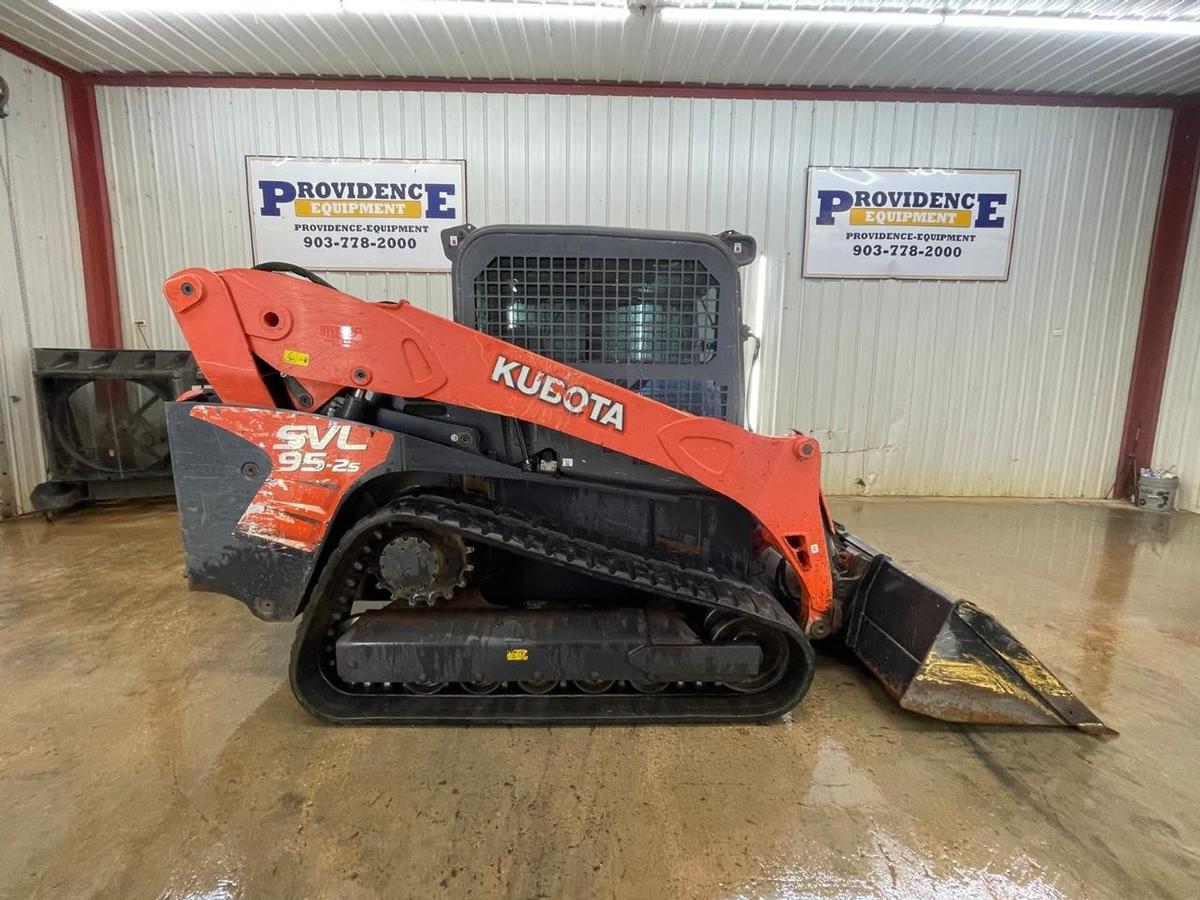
1,498,1198,899
748,831,1067,900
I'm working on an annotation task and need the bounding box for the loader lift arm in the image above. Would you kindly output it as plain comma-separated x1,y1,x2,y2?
165,266,839,634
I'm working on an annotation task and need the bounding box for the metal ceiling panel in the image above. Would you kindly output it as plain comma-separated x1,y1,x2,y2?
1,0,1199,94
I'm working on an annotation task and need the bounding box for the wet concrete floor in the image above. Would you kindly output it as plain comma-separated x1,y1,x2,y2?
1,497,1198,898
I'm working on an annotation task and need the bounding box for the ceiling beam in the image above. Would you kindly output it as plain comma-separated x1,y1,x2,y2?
85,71,1188,110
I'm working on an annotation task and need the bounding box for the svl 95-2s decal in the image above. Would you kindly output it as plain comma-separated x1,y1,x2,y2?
191,406,393,551
274,423,368,473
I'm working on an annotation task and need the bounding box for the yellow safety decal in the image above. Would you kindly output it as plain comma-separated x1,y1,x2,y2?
506,648,529,662
282,349,310,367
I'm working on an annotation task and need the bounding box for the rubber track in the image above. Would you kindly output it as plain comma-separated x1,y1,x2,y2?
290,495,816,724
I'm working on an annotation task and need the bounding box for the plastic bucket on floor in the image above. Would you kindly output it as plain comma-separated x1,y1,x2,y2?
1136,472,1179,511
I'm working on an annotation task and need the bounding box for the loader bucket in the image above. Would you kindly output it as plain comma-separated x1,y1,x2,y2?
841,539,1114,736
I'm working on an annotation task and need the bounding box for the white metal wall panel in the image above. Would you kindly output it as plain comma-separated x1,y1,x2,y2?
763,102,1170,498
97,85,1169,497
1153,190,1200,513
0,48,89,517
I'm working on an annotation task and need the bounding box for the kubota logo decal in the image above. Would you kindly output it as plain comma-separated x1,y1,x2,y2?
490,354,625,432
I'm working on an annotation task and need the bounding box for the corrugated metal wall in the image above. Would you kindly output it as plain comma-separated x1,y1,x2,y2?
0,48,90,516
762,103,1169,499
97,85,1171,498
1153,189,1200,513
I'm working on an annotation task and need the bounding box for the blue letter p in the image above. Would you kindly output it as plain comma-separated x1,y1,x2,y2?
814,190,854,225
258,180,296,217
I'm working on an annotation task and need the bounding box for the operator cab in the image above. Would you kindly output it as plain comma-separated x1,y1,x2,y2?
442,224,756,426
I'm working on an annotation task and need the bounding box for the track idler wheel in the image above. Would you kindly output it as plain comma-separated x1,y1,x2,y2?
705,611,790,694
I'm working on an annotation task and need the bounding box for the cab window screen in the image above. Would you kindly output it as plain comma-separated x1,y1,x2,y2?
472,256,719,366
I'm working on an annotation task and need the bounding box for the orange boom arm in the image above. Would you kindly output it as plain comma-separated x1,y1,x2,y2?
164,267,836,633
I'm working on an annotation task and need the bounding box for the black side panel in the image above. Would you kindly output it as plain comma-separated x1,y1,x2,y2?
492,479,754,575
166,403,313,619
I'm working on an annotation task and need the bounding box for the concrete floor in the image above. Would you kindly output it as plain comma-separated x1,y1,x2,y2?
1,498,1198,899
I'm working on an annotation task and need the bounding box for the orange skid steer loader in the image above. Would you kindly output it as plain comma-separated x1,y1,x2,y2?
162,225,1110,732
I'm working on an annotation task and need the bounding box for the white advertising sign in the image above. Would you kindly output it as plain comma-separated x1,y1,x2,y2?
804,167,1020,280
246,156,467,272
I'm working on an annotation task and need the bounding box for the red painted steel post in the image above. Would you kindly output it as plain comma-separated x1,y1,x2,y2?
62,75,123,350
1114,105,1200,500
